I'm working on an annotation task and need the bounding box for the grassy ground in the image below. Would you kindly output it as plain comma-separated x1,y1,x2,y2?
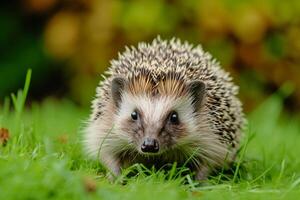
0,72,300,200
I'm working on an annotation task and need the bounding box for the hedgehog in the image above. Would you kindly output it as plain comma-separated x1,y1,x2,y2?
84,37,245,181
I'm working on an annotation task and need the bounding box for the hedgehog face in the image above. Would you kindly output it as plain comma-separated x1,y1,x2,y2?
111,77,206,156
116,94,191,154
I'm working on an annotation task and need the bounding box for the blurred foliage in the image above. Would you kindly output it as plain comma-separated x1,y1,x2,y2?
1,0,300,112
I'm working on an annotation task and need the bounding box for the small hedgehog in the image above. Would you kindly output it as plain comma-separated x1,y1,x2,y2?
84,37,245,180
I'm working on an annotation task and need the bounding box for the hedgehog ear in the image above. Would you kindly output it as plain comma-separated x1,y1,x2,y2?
187,81,206,111
111,77,127,108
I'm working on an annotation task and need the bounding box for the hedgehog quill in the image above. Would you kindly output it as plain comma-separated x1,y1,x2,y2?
84,37,245,181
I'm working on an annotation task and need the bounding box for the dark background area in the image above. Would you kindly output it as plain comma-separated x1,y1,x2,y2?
1,0,300,114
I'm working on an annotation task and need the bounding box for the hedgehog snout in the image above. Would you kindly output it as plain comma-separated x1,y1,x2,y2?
141,137,159,153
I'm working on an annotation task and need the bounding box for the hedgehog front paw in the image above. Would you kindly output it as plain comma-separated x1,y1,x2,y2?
107,164,121,182
195,166,210,181
107,168,121,182
102,157,121,182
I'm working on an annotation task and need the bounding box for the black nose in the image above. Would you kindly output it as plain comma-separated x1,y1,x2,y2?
141,138,159,153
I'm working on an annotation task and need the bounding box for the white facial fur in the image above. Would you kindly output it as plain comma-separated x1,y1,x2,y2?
116,92,198,136
113,91,231,167
85,91,233,172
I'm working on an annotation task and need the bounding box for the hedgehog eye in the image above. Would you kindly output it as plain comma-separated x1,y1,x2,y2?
169,111,179,124
131,111,138,121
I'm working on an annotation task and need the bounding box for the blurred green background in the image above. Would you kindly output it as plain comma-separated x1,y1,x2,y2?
1,0,300,113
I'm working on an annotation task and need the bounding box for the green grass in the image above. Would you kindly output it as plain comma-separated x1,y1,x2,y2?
1,71,300,199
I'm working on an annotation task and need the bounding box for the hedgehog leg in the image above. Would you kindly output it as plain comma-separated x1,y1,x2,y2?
195,166,210,181
101,155,121,182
